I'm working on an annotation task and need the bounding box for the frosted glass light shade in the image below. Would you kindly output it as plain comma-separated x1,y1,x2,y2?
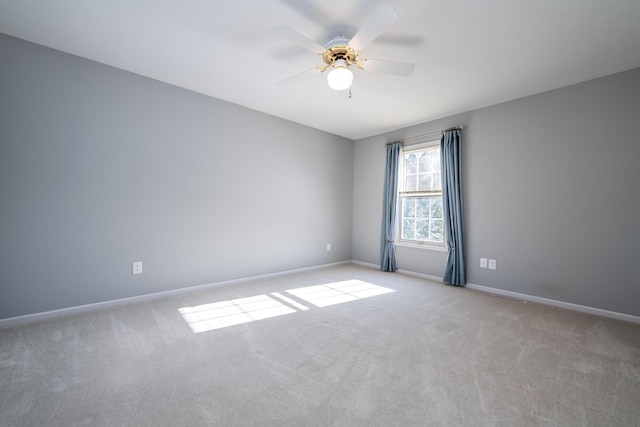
327,60,353,90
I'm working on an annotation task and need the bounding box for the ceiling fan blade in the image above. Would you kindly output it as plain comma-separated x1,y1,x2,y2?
273,25,325,53
277,67,322,86
362,59,415,76
348,5,398,52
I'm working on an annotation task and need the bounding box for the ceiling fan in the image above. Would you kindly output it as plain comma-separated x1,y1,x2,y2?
274,5,415,91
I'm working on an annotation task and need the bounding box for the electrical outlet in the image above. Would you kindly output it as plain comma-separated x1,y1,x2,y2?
488,259,497,270
326,243,332,252
480,258,488,268
132,261,143,275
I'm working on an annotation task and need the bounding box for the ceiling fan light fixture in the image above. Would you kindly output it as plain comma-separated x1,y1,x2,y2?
327,59,353,91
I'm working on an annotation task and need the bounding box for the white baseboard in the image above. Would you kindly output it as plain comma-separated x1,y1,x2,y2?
3,260,638,328
0,261,351,329
352,261,640,325
351,260,379,270
464,282,640,324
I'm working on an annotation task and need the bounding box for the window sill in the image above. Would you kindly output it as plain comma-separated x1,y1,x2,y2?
396,240,447,252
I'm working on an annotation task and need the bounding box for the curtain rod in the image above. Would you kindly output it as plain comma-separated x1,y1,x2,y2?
386,125,464,145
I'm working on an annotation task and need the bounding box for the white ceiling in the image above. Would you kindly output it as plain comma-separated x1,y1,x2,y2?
2,0,640,140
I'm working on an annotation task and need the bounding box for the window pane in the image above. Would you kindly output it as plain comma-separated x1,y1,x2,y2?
405,174,417,191
418,173,431,191
416,219,429,240
431,197,443,218
402,198,415,217
432,173,441,191
430,148,440,169
415,198,429,218
430,220,443,242
402,219,415,240
404,153,417,174
418,151,429,172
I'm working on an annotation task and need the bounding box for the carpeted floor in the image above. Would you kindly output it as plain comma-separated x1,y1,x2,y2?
1,263,639,426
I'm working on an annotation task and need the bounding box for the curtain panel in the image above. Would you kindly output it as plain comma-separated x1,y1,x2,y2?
380,142,402,272
441,130,466,285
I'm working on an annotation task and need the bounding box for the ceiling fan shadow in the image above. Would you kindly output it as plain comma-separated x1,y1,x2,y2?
375,33,425,47
278,0,388,31
278,0,334,28
319,24,359,45
268,46,314,61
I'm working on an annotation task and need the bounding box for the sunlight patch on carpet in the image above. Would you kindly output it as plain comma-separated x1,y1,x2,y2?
179,295,296,333
286,280,394,308
179,280,394,333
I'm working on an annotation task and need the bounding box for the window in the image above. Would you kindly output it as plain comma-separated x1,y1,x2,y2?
397,141,445,250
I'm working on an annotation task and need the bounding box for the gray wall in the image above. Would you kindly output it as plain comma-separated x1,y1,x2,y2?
3,31,639,321
353,67,640,317
0,34,353,319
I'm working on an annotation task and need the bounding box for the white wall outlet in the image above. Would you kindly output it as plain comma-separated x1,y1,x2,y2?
326,243,332,252
488,259,497,270
132,261,143,275
480,258,488,268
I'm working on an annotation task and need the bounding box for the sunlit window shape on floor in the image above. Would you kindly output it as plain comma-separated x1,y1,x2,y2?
285,279,394,308
179,294,296,333
270,292,310,311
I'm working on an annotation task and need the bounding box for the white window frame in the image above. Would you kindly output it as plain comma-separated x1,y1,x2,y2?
395,140,447,252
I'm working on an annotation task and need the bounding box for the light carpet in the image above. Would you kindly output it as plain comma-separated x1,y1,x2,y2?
1,264,639,426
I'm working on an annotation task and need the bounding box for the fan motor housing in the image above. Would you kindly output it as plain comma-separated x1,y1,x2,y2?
322,35,359,67
322,45,359,66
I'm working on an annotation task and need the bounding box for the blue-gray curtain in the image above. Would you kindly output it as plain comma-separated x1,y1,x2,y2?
441,130,466,285
380,142,402,272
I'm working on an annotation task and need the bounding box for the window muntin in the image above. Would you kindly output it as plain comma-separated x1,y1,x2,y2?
398,143,444,246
